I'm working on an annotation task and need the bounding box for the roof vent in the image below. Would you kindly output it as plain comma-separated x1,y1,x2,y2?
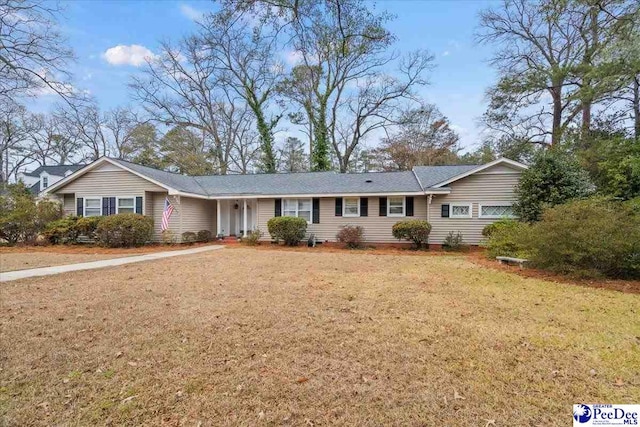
365,179,373,183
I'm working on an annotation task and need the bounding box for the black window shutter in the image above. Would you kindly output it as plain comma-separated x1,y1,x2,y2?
109,197,116,215
312,198,320,223
102,197,109,216
135,196,143,214
335,197,343,216
76,197,83,217
441,204,450,218
379,197,387,216
406,197,414,216
360,198,368,217
274,198,282,217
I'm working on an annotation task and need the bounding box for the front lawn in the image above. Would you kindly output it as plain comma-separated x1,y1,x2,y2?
1,248,638,425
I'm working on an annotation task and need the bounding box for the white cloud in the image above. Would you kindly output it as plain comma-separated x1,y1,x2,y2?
283,50,303,66
442,51,450,57
103,44,155,67
180,4,204,22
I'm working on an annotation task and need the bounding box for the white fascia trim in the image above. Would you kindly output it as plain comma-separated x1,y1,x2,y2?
433,158,528,188
200,191,429,200
43,157,177,195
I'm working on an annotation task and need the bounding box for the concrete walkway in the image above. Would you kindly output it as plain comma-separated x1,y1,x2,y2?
0,245,224,282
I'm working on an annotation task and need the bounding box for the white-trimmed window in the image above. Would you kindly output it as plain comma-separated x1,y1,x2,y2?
117,197,135,214
283,198,312,222
479,203,515,219
41,175,48,189
450,203,472,218
388,196,405,217
343,197,360,217
84,198,101,217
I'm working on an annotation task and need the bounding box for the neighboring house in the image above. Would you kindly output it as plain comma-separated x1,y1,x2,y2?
18,164,85,195
43,157,527,245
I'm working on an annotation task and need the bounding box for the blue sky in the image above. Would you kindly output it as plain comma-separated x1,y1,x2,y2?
43,0,499,152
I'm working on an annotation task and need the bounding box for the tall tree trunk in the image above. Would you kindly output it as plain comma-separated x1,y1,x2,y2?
634,77,640,142
551,84,563,146
310,102,330,171
581,99,591,139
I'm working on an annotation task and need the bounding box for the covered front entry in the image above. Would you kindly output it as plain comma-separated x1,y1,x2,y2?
216,199,257,237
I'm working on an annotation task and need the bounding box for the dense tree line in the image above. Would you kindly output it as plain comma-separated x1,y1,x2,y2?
1,0,639,202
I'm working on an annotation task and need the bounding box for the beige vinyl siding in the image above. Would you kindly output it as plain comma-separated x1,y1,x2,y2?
63,194,75,215
257,196,428,243
149,194,215,242
428,169,521,245
151,193,180,242
179,197,216,235
144,191,154,218
56,169,165,195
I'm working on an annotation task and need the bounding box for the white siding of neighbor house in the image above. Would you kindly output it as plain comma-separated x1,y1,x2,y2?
428,165,521,245
256,196,428,243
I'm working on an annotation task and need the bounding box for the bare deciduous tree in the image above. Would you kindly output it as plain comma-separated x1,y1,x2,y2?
200,11,283,172
371,104,460,171
0,101,36,182
131,38,235,174
0,0,76,104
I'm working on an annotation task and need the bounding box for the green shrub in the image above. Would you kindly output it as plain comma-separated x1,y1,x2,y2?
526,198,640,278
0,185,64,244
76,216,102,238
267,216,307,246
442,231,468,252
95,214,153,248
481,219,515,238
0,183,37,244
336,225,365,249
34,199,63,234
514,149,592,222
161,229,177,244
391,220,431,249
197,229,213,242
43,216,80,244
484,219,531,259
181,231,197,244
242,229,263,246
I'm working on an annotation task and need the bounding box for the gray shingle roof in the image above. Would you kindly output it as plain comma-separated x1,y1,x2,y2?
110,159,208,194
108,158,485,196
413,165,479,188
195,170,423,196
23,164,84,177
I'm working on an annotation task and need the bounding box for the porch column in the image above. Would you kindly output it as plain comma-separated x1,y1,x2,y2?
243,199,248,237
427,195,432,222
216,200,221,237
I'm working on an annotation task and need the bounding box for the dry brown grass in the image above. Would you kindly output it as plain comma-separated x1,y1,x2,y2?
1,248,638,426
0,252,132,272
0,243,219,273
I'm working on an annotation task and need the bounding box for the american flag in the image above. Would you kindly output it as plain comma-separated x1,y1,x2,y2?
161,197,174,231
